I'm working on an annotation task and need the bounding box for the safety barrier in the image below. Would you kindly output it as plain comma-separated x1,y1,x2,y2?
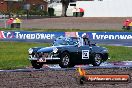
0,31,132,43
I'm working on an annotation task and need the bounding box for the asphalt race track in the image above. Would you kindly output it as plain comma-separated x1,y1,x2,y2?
0,61,132,72
92,39,132,47
1,38,132,47
21,17,129,30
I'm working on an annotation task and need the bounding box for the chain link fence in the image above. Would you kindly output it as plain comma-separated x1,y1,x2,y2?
0,15,7,28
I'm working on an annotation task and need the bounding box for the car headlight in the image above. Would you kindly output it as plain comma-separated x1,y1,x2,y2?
103,49,108,52
53,47,58,53
28,48,33,54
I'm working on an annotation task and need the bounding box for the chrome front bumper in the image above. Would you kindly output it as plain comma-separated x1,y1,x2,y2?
29,55,60,62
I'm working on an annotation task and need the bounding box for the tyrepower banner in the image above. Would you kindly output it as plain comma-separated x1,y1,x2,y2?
0,31,65,43
0,31,132,43
86,32,132,40
66,32,132,40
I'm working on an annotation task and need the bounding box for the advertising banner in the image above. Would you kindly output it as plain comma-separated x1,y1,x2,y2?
0,31,65,43
0,31,132,43
86,32,132,40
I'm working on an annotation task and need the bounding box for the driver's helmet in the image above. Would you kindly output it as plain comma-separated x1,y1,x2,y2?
82,33,90,45
82,33,89,38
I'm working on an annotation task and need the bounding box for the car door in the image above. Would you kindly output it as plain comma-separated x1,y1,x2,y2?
77,45,91,64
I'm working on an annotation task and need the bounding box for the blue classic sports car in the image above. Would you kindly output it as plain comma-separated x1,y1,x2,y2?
28,36,109,69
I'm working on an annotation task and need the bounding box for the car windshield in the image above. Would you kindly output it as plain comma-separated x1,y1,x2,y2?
53,37,79,46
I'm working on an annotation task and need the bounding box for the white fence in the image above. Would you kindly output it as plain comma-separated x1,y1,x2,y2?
76,0,132,17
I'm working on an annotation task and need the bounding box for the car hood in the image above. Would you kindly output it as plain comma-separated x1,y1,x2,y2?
37,46,55,53
37,45,71,53
33,45,75,53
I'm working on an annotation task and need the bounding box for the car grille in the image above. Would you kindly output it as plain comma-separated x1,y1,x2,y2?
29,52,59,59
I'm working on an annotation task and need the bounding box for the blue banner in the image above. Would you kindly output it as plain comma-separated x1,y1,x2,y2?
0,31,65,43
85,32,132,40
0,31,132,43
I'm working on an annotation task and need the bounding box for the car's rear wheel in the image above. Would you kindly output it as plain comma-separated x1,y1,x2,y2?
59,52,74,68
31,60,43,69
92,53,102,66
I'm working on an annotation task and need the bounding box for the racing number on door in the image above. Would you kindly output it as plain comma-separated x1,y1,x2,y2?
82,50,89,59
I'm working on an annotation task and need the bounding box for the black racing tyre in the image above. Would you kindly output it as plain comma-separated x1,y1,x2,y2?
92,53,102,66
59,52,74,68
31,60,43,69
79,76,86,84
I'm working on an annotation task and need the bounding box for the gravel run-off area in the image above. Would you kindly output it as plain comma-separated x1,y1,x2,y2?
0,68,132,88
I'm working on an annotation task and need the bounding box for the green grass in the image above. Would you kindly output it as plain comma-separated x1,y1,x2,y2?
0,42,50,70
0,41,132,70
99,45,132,62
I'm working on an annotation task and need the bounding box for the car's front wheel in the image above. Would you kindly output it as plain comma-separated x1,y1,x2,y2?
92,53,102,66
31,60,43,69
59,52,74,68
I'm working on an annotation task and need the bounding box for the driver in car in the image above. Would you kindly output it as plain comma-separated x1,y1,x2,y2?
82,33,90,45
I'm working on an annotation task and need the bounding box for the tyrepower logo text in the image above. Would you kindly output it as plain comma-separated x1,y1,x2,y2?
15,32,55,39
92,33,132,40
78,68,130,84
0,31,55,40
0,31,14,39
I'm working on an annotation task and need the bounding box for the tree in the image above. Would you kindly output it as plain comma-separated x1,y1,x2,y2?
61,0,70,17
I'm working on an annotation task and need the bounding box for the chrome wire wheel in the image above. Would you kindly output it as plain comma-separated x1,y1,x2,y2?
92,53,102,66
59,52,72,68
62,55,70,66
94,54,102,65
